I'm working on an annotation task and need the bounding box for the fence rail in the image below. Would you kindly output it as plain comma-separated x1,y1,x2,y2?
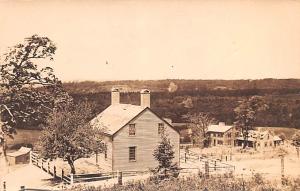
181,150,235,173
28,150,235,186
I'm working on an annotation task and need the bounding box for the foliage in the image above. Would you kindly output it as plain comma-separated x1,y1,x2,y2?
66,174,292,191
183,112,215,148
234,96,268,148
291,132,300,147
152,133,178,179
278,132,286,141
252,173,265,185
67,87,300,131
0,35,70,155
38,102,105,174
63,79,300,94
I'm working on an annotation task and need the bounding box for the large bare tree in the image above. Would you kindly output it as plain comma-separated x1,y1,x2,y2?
234,96,268,149
184,112,215,148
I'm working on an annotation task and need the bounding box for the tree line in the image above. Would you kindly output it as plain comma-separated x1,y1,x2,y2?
68,91,300,129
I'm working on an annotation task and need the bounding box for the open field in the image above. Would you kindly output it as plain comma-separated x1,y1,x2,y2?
190,145,300,180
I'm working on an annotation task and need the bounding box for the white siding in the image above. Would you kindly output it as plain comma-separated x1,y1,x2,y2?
112,109,180,171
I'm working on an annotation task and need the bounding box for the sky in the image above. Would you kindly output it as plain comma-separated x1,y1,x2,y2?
0,0,300,82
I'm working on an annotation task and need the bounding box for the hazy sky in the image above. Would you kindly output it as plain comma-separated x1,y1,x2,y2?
0,0,300,81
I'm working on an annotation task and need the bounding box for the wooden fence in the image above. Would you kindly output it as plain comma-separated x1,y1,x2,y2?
28,150,235,186
30,151,72,185
181,150,235,173
30,151,151,185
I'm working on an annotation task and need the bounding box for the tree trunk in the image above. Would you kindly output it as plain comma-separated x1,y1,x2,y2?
67,158,76,174
0,141,9,176
243,136,248,149
1,139,8,162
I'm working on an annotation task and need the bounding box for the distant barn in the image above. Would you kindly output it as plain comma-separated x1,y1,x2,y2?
6,147,31,165
91,88,180,171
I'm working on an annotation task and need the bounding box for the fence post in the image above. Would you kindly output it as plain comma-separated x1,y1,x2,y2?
96,151,98,164
70,173,74,185
20,186,25,191
35,153,38,166
118,171,122,185
205,161,209,178
29,151,32,164
53,166,56,178
61,169,64,181
281,155,285,185
214,161,217,171
3,181,6,191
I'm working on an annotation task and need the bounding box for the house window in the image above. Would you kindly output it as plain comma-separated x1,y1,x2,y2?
217,140,223,145
129,146,136,161
129,124,136,136
228,133,231,138
158,123,165,134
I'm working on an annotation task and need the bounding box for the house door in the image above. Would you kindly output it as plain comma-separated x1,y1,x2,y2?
213,139,216,146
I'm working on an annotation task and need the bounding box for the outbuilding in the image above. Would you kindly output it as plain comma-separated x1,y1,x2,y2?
6,147,31,165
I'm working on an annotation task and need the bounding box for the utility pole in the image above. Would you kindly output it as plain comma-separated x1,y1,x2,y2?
280,154,285,185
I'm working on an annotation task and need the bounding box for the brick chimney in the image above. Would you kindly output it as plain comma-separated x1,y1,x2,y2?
219,122,225,126
140,89,150,108
111,87,120,105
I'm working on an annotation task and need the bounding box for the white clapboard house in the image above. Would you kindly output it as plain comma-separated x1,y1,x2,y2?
91,88,180,172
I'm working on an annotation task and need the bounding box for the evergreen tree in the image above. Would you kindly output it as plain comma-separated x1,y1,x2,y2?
153,133,178,179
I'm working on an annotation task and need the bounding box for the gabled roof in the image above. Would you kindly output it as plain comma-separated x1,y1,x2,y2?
91,104,146,135
7,147,31,157
273,135,282,141
207,124,233,133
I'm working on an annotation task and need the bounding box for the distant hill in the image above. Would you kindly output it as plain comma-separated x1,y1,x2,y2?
63,79,300,129
63,79,300,94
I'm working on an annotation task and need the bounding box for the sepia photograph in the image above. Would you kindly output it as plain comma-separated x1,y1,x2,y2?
0,0,300,190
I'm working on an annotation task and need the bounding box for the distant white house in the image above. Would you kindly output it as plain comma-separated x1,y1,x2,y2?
236,130,282,149
91,88,180,172
207,122,237,147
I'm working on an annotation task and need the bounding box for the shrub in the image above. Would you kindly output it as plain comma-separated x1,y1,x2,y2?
66,174,289,191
